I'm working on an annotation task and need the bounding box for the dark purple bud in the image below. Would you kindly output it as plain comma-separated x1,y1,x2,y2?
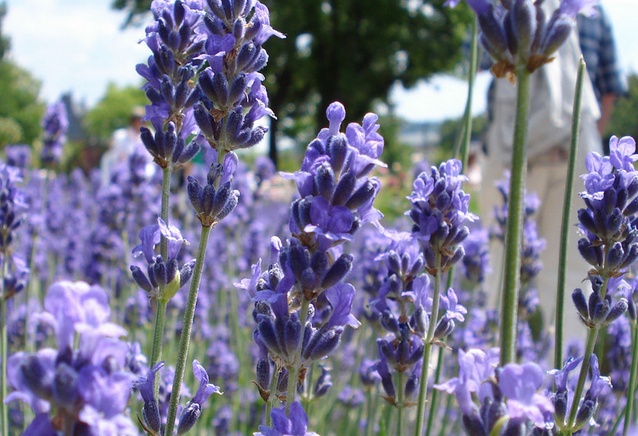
166,258,179,284
404,373,419,400
283,319,302,357
156,45,175,75
579,210,596,235
380,369,395,400
236,42,258,72
152,258,167,286
207,0,225,20
578,239,602,267
216,191,238,220
591,295,611,325
194,103,216,139
233,18,245,40
303,326,343,361
345,180,376,210
140,127,156,153
310,252,329,284
177,402,201,435
434,318,455,339
327,135,348,175
142,399,162,434
177,140,201,164
620,244,638,270
158,19,171,46
256,359,271,390
234,0,247,18
20,356,53,399
258,318,283,356
485,398,507,431
313,366,332,398
552,390,568,423
315,163,336,199
174,80,191,110
606,242,624,271
624,197,638,216
381,311,400,334
462,413,487,436
229,73,249,105
52,363,79,409
478,8,508,58
321,254,353,289
131,265,153,293
212,72,229,107
575,399,596,429
502,419,526,436
603,298,628,326
409,307,428,337
503,12,517,56
388,252,402,275
172,137,185,163
332,172,356,206
210,183,231,217
221,0,233,20
541,17,572,56
202,184,216,216
511,0,536,55
180,260,196,287
572,288,590,322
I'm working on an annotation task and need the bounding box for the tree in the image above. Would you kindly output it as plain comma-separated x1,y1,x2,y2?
112,0,471,166
605,73,638,142
83,83,148,142
0,3,45,149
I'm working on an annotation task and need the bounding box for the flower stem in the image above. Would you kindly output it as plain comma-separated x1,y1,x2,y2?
414,252,443,436
499,67,531,366
285,298,310,415
454,16,478,170
165,224,212,436
555,58,586,370
565,325,601,431
623,320,638,435
1,256,7,436
425,346,445,436
396,370,405,436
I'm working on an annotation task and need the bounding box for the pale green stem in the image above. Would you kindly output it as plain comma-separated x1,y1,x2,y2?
453,17,478,170
1,255,7,436
396,371,405,436
499,67,531,366
265,368,281,426
164,224,212,436
414,252,443,436
285,298,310,415
623,320,638,435
365,386,379,436
555,58,586,370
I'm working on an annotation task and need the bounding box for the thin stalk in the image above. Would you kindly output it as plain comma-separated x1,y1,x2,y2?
396,371,405,436
425,347,445,436
159,166,171,259
414,252,443,436
366,386,379,436
1,256,7,436
623,320,638,435
453,17,478,170
164,224,212,436
499,68,532,366
285,298,310,414
555,59,586,370
564,326,602,432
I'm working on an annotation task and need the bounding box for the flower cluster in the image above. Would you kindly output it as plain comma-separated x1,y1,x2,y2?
447,0,598,77
435,347,554,435
6,281,142,434
40,101,68,166
130,217,195,303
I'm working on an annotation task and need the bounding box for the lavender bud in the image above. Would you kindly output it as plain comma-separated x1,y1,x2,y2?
541,16,572,56
327,135,348,175
381,311,400,334
303,326,343,361
256,359,271,390
603,298,628,326
575,399,596,429
511,0,536,55
20,356,52,399
179,260,196,287
478,8,508,58
283,319,302,358
462,413,487,436
331,172,356,206
321,253,353,289
258,318,283,356
202,184,216,216
591,295,611,325
572,288,590,322
553,390,568,424
404,373,419,400
212,72,229,107
177,140,201,164
388,252,402,276
206,0,225,21
236,42,258,72
194,103,216,139
313,366,332,398
229,73,249,106
345,179,376,210
131,265,153,293
52,363,79,409
177,402,201,435
142,399,162,435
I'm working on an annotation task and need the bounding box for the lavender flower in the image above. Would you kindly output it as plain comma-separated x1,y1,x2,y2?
40,101,68,166
255,401,318,436
176,359,222,435
498,362,554,428
448,0,601,77
6,281,139,434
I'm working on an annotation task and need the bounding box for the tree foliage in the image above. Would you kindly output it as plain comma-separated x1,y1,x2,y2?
605,74,638,141
83,83,148,142
0,4,44,148
112,0,471,165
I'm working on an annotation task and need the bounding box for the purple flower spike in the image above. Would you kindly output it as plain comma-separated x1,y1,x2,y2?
499,363,554,428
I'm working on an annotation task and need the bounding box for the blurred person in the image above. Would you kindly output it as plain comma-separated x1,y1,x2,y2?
479,2,625,343
100,107,154,185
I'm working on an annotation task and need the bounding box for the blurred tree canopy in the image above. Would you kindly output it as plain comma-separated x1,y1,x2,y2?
112,0,471,166
605,73,638,141
0,3,44,148
84,83,148,143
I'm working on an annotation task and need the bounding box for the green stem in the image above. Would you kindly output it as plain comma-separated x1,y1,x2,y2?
499,68,531,366
285,298,310,415
623,320,638,435
425,346,445,436
149,298,168,368
365,387,377,436
414,253,443,436
454,17,478,170
160,166,171,259
1,256,7,436
396,371,405,436
565,325,601,431
555,58,586,370
164,224,212,436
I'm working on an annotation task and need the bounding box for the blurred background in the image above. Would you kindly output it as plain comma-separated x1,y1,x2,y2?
1,0,637,180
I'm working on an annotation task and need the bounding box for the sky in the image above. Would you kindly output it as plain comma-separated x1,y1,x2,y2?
5,0,638,123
